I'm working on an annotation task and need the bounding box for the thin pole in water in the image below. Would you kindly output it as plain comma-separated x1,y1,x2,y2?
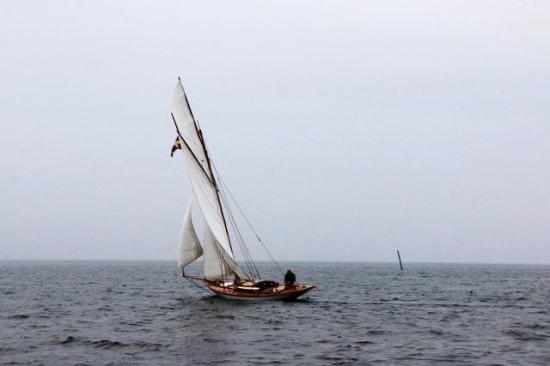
397,250,404,271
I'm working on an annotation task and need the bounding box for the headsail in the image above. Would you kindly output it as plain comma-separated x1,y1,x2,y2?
202,223,248,280
178,195,203,270
202,224,232,280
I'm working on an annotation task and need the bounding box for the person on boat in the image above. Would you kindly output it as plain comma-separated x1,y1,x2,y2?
284,269,296,287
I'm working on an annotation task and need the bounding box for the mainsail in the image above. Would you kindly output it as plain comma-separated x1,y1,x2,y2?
172,79,247,280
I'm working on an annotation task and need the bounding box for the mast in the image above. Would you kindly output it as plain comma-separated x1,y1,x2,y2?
178,78,235,256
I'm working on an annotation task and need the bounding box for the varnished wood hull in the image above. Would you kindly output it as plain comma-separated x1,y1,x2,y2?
205,281,315,301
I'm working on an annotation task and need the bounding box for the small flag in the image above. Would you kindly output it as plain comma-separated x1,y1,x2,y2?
171,136,183,157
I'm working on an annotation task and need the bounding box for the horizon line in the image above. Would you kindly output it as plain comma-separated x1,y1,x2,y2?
1,258,549,266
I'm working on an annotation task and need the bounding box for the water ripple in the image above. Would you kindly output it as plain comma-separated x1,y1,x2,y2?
0,261,549,365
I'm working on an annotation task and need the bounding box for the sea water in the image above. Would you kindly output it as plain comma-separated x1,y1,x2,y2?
1,261,549,365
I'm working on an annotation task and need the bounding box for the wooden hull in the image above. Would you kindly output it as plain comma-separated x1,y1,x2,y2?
205,281,315,301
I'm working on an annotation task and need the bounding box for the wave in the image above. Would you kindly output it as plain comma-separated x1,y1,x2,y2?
504,329,549,342
57,336,162,351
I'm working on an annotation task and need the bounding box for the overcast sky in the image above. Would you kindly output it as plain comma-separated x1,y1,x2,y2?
1,1,549,263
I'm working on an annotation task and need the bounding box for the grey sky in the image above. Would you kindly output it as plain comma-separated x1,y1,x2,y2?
1,1,549,263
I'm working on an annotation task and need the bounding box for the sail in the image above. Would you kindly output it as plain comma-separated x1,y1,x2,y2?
202,224,232,280
181,143,232,253
202,224,248,280
182,147,248,279
173,81,248,280
171,79,211,178
178,195,203,269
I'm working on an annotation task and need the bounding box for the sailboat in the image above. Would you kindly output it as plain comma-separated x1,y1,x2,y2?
170,78,315,300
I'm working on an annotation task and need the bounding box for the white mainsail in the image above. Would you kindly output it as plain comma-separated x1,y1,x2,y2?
178,196,203,270
172,80,247,280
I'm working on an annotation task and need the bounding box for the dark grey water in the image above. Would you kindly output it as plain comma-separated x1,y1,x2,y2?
1,261,549,365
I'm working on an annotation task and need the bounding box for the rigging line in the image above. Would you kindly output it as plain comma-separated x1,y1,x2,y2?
182,275,215,295
229,231,254,278
200,141,278,275
213,165,284,273
200,150,260,279
227,217,260,279
221,190,252,262
220,193,260,279
220,187,261,279
218,174,281,274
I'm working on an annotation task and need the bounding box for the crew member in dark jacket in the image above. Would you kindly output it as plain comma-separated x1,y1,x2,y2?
284,269,296,286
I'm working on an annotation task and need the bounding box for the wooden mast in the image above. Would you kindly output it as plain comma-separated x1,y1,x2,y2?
177,78,235,256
